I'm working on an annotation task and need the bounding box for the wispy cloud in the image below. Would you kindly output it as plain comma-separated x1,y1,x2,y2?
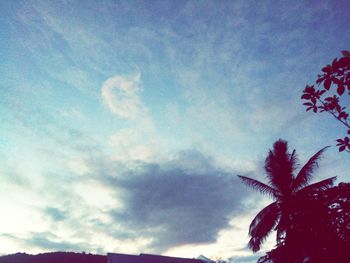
101,73,154,130
101,73,142,120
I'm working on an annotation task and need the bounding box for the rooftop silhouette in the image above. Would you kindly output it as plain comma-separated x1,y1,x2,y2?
107,253,206,263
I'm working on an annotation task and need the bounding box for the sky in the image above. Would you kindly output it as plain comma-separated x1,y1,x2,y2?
1,0,350,262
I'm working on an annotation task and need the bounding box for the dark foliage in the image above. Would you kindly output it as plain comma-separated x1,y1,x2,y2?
0,252,106,263
258,183,350,263
301,50,350,152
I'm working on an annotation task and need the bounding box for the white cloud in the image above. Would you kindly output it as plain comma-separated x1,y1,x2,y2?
109,128,160,162
102,74,160,163
102,73,142,119
101,73,154,130
72,179,118,209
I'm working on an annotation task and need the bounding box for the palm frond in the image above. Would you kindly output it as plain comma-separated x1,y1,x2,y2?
249,202,279,235
293,146,329,191
248,202,279,252
289,149,299,175
297,176,337,195
237,175,278,198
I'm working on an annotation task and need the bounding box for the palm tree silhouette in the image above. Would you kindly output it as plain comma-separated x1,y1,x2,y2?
238,139,336,252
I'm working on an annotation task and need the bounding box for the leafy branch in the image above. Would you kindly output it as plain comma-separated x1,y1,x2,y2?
301,50,350,152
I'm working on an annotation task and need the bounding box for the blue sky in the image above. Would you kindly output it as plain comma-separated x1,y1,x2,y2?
1,0,350,261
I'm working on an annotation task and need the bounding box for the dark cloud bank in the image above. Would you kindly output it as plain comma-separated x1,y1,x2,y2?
99,150,253,252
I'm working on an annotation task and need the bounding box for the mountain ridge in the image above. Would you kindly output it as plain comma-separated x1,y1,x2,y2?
0,251,106,263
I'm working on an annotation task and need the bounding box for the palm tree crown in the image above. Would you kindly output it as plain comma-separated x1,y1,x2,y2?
238,139,336,252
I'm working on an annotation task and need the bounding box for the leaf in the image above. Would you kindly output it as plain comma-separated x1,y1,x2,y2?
313,106,318,113
339,145,346,152
301,94,311,99
293,146,329,190
322,66,332,73
338,57,350,68
333,77,340,84
338,111,348,120
304,85,315,92
337,84,345,95
332,58,338,70
303,102,313,106
324,78,331,90
336,104,341,112
248,202,279,252
319,90,326,96
298,176,336,194
341,50,350,57
306,106,313,111
237,175,278,198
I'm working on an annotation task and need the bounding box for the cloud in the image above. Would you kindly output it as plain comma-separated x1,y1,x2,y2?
229,254,261,263
22,232,86,252
1,232,87,253
102,74,161,162
109,128,160,162
101,74,143,116
95,150,252,252
44,207,67,222
101,73,155,131
0,167,31,187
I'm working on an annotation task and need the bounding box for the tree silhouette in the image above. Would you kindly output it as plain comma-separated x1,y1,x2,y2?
301,50,350,152
257,183,350,263
237,139,336,253
322,182,350,245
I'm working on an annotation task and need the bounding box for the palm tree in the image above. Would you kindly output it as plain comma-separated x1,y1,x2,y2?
238,139,336,252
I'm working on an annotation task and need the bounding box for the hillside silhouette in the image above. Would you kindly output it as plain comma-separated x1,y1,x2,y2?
0,252,106,263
